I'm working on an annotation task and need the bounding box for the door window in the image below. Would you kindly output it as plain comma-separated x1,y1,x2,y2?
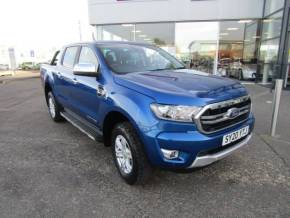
62,47,78,68
78,47,99,65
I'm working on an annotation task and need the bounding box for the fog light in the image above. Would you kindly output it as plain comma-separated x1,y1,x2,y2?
161,149,179,160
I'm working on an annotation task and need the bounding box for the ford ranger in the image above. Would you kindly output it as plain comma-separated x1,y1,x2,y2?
40,42,255,185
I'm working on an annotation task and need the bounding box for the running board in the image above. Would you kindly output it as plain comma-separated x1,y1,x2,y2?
60,110,103,142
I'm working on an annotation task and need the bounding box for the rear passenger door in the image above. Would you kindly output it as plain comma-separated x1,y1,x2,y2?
70,46,103,126
55,46,79,110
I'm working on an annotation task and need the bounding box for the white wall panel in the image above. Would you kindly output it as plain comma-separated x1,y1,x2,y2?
88,0,264,25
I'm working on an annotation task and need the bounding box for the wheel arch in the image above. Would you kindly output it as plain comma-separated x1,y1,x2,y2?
102,110,139,147
44,81,52,105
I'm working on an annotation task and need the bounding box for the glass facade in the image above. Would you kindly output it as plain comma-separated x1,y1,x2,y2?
135,23,175,47
96,20,260,81
90,0,290,87
95,13,286,84
262,11,283,40
260,38,280,63
243,21,259,62
97,25,135,41
175,22,219,74
264,0,285,16
258,4,284,84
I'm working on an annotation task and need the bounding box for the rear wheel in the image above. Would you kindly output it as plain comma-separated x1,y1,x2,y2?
111,122,152,185
252,73,256,79
47,92,64,122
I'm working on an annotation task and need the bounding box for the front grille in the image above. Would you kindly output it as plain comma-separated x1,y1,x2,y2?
195,95,251,134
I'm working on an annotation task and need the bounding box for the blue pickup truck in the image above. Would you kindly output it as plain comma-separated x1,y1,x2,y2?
41,41,254,185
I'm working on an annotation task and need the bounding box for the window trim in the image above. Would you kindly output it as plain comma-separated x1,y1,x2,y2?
264,2,284,18
264,8,284,18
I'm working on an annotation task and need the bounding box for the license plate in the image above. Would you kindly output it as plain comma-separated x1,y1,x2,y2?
222,126,249,146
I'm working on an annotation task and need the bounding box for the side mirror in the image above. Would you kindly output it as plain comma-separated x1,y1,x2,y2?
73,63,99,77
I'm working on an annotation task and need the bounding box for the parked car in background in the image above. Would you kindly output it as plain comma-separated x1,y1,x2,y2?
228,60,257,80
0,64,9,71
217,58,232,76
41,42,254,185
19,62,41,70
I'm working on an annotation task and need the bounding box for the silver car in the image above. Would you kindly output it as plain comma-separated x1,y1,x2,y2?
228,61,256,80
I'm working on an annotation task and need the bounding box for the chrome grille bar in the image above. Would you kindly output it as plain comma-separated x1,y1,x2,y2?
201,109,250,124
194,95,251,134
201,105,250,121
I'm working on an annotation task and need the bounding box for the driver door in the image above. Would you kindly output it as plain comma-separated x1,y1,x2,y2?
70,46,103,126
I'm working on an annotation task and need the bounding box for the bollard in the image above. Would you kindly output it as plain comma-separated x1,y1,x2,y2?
270,79,283,137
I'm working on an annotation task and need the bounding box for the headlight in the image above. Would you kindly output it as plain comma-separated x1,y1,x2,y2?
150,104,202,122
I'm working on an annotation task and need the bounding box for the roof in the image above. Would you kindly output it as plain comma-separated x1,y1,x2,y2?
64,41,152,48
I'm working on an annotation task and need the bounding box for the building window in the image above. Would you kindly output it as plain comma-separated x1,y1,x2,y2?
244,21,259,44
262,11,283,40
243,44,256,62
217,20,259,81
259,38,280,83
175,22,219,74
264,0,284,16
95,20,261,81
96,24,135,41
258,7,284,84
135,23,175,54
219,21,246,61
260,38,279,64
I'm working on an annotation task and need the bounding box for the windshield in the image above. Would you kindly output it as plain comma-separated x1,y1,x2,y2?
98,44,185,74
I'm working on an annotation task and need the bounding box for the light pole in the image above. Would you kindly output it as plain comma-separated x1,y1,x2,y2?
271,79,283,137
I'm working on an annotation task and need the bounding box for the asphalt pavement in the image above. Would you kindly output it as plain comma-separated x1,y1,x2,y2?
0,78,289,218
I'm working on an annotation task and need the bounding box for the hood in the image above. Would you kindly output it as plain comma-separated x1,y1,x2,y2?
114,69,248,106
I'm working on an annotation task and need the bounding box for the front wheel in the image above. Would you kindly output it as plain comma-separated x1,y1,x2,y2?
111,122,152,185
47,92,64,122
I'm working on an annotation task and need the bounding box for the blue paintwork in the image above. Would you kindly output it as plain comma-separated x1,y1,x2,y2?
40,41,255,169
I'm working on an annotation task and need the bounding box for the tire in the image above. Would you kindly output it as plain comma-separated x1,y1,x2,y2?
252,73,256,79
111,122,152,185
238,69,244,80
47,92,64,122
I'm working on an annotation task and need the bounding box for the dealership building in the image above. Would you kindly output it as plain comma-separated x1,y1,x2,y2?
88,0,289,87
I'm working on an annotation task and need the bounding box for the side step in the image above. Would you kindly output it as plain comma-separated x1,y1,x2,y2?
60,110,103,142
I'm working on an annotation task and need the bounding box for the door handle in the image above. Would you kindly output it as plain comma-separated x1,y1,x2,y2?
56,72,62,79
72,78,78,85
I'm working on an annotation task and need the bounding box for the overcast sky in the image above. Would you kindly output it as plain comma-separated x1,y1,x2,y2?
0,0,93,52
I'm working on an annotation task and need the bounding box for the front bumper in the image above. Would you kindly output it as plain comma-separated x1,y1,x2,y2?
188,134,252,168
139,114,255,169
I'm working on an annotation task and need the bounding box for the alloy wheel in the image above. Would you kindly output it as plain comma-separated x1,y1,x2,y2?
114,135,133,174
48,97,56,118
